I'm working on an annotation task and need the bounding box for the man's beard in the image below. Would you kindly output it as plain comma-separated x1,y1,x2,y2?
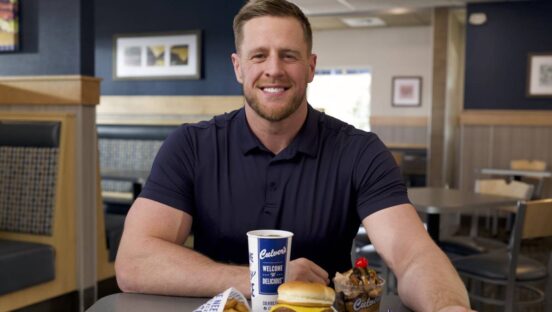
244,87,306,122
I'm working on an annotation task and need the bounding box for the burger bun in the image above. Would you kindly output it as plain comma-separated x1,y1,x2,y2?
277,281,335,307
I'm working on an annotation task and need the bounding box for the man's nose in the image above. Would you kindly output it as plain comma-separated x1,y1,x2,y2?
264,56,284,78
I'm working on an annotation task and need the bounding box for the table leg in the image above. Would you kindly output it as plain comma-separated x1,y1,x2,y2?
426,214,440,243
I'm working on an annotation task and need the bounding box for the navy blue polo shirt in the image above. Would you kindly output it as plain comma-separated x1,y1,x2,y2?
140,105,409,278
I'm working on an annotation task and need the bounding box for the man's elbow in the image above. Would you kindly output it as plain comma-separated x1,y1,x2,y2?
115,256,140,293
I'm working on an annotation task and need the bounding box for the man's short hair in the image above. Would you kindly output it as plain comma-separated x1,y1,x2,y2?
233,0,313,54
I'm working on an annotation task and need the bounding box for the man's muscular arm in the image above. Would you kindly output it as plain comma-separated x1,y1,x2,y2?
363,204,472,312
115,198,328,297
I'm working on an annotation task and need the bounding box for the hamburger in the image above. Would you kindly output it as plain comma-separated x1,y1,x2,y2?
270,281,336,312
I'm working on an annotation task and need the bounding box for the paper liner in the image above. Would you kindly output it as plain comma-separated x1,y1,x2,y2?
193,287,251,312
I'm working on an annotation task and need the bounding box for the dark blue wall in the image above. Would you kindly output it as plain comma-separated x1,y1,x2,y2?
0,0,93,76
95,0,244,95
464,1,552,110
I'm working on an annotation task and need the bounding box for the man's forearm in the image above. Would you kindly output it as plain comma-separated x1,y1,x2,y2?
116,236,251,297
397,244,470,311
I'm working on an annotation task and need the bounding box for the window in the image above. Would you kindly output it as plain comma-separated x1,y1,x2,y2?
307,69,371,131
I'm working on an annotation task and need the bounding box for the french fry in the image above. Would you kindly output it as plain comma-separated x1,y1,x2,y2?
224,298,238,309
234,302,249,312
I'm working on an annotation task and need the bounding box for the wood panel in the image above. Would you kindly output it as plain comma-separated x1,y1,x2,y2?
97,95,244,125
371,124,427,147
457,125,493,191
369,115,428,127
460,110,552,126
369,116,428,148
0,76,100,105
428,7,449,187
458,122,552,198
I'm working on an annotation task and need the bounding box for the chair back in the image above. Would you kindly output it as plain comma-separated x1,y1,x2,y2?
391,151,403,166
510,159,547,171
504,198,552,310
475,179,534,200
521,199,552,239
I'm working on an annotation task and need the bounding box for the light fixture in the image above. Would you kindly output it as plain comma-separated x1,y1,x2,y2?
388,7,410,15
341,17,386,27
468,12,487,25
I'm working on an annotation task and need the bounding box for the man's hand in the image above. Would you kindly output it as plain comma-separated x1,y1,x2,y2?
287,258,329,285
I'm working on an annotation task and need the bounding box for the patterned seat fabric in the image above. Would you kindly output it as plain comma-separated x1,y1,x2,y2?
99,139,162,193
0,147,58,235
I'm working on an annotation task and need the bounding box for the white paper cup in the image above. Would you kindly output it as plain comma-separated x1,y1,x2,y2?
247,229,293,312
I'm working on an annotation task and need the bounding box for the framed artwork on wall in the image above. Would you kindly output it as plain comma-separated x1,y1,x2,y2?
113,31,201,80
0,0,19,52
527,53,552,97
392,76,422,107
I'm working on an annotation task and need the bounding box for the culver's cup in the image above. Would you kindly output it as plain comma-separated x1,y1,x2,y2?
247,229,293,312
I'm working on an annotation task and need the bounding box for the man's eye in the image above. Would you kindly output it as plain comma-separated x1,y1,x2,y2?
284,54,297,60
252,54,265,60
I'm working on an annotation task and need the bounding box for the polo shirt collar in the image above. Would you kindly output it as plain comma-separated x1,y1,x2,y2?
237,104,320,158
237,108,262,155
292,104,319,158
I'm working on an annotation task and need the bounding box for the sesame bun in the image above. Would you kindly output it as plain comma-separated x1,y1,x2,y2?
276,281,335,307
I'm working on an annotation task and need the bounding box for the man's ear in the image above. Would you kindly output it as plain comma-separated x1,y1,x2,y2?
231,53,244,84
307,53,317,83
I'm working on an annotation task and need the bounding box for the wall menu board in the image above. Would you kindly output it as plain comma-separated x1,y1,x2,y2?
0,0,18,52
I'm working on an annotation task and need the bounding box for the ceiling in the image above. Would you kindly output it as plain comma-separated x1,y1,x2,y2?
288,0,521,30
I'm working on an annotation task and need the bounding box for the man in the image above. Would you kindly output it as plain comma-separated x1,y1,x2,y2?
115,0,472,311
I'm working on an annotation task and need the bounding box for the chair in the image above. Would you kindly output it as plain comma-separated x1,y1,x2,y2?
510,159,548,199
453,199,552,312
510,159,547,171
439,179,533,256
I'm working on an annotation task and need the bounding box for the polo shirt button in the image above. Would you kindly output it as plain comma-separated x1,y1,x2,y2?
263,208,272,215
269,182,277,190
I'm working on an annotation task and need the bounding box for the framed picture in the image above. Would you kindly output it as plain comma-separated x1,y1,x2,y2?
113,31,201,80
392,76,422,107
527,53,552,97
0,0,19,52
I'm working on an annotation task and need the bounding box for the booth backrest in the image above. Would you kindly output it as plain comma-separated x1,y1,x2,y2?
97,124,178,193
0,121,60,235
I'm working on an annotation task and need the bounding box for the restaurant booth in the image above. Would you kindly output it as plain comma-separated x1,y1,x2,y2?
0,76,113,311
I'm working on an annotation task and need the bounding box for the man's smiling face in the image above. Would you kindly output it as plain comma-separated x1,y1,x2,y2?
231,16,316,122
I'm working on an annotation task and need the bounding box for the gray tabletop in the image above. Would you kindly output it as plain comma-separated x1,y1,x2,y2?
86,293,411,312
408,187,517,215
479,168,551,179
407,187,518,241
479,167,551,198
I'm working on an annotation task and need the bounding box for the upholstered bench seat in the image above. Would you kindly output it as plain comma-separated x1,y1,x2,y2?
0,239,55,295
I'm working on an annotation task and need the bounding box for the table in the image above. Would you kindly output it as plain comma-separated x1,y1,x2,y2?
86,293,411,312
101,169,150,199
408,187,518,242
479,168,551,198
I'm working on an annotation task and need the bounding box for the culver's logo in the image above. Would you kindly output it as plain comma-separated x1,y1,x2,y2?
259,246,287,260
353,297,378,311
